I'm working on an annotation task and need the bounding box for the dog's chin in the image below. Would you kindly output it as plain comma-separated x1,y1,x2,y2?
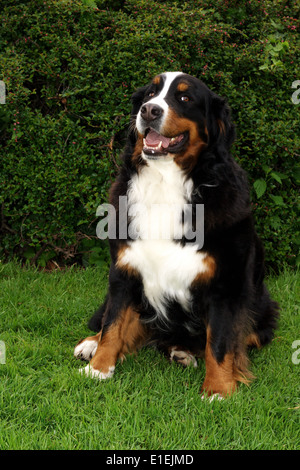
141,151,173,162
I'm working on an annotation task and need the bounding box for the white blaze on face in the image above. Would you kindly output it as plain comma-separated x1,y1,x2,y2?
136,71,183,134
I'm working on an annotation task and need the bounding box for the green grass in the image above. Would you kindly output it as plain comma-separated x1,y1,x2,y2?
0,261,299,450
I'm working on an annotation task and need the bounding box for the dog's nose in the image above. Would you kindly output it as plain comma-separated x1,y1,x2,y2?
140,103,163,122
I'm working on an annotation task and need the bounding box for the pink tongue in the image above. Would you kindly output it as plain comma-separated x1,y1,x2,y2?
145,129,171,148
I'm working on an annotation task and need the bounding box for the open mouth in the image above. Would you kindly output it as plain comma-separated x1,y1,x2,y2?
142,128,188,157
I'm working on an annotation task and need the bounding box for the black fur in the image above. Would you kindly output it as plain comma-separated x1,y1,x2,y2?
88,73,279,388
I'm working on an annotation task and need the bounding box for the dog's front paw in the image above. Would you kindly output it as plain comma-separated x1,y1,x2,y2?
201,393,224,403
79,364,115,380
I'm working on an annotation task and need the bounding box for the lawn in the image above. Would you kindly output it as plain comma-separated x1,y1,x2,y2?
0,261,299,450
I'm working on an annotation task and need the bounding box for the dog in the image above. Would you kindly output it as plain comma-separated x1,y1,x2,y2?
74,72,279,398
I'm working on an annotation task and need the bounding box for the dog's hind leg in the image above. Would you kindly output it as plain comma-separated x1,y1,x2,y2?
169,346,198,368
74,332,101,361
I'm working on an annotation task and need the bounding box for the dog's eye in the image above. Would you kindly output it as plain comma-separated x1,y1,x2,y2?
180,96,190,102
148,91,155,97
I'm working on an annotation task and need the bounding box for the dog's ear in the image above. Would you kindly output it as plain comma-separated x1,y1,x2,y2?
206,91,235,151
131,85,148,116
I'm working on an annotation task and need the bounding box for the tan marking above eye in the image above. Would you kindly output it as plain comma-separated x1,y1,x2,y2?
177,82,189,92
152,76,161,85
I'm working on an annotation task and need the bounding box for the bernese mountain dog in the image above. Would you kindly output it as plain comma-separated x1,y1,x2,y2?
74,72,279,398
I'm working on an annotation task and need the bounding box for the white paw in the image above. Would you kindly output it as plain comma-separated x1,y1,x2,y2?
170,348,198,368
201,393,224,403
79,364,115,380
74,338,98,361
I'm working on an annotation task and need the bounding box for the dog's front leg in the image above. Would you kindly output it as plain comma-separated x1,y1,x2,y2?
78,306,148,380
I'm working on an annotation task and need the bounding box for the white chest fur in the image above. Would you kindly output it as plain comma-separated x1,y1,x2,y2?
119,160,209,321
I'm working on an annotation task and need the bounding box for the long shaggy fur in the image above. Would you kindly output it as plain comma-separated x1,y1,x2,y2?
77,72,279,397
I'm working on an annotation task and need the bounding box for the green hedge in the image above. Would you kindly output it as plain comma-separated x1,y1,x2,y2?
0,0,299,270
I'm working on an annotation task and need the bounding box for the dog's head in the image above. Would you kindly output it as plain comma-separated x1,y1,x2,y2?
130,72,235,172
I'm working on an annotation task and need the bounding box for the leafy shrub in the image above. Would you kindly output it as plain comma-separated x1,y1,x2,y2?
0,0,299,270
